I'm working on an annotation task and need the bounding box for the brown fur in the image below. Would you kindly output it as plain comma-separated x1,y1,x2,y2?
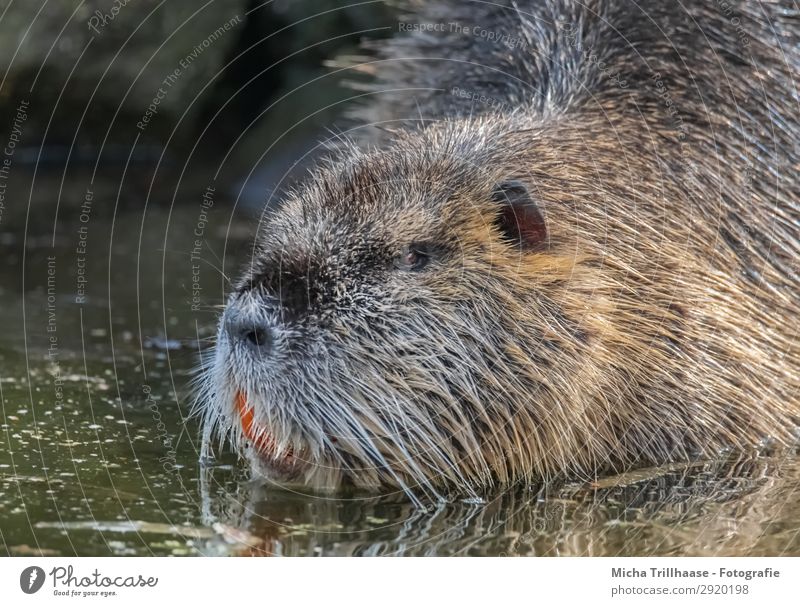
199,0,800,500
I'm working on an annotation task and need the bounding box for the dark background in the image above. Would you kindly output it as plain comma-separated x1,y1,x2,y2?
0,0,396,228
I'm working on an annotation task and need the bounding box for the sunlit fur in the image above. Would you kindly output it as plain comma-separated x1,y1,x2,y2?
196,0,799,502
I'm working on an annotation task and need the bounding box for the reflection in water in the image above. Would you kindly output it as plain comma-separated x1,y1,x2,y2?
198,457,800,556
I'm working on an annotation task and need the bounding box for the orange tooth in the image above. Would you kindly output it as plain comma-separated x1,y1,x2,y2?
235,391,293,459
235,390,274,454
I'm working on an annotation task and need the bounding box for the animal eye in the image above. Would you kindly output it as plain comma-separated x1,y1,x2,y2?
393,244,430,271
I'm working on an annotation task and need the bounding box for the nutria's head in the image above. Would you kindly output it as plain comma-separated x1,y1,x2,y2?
196,116,696,502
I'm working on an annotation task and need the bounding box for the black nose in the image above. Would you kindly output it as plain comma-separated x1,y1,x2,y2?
226,315,273,354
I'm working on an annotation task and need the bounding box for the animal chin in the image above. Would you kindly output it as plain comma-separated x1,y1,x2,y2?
235,390,303,478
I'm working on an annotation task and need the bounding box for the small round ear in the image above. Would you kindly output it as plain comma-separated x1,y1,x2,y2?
491,180,548,251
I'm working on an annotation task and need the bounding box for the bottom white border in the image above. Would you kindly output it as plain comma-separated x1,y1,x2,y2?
2,557,797,605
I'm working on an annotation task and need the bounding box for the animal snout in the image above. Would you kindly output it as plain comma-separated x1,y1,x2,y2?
225,310,274,355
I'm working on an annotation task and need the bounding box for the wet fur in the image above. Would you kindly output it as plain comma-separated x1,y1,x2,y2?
197,0,800,502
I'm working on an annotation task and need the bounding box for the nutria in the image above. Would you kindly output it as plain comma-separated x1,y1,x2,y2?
196,0,800,503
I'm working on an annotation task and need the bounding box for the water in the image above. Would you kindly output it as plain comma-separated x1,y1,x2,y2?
2,170,800,556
